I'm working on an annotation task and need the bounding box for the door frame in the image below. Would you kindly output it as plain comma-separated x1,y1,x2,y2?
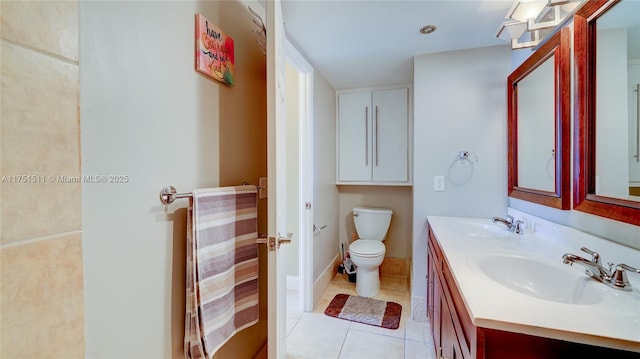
285,39,315,312
266,0,287,357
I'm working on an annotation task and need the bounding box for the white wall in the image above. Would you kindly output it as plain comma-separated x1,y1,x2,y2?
80,1,268,358
312,69,340,281
412,45,511,302
629,60,640,185
596,28,629,199
284,63,300,277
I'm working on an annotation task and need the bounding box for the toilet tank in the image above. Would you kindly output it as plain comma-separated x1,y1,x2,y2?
353,207,393,241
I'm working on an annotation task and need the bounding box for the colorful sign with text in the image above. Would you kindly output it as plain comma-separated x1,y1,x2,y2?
195,14,235,86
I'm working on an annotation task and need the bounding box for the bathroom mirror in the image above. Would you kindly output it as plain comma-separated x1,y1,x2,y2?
574,0,640,226
508,28,571,209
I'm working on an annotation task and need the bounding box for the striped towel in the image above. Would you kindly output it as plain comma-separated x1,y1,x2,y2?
184,186,259,359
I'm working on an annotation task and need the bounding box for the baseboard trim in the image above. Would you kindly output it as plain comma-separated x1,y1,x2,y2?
313,254,340,307
286,275,299,291
412,296,428,322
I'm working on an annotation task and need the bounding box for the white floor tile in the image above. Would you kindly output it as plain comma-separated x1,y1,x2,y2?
405,320,430,342
287,290,303,335
286,274,436,359
338,330,404,359
405,339,436,359
349,321,405,339
287,310,303,336
299,311,352,329
286,317,349,359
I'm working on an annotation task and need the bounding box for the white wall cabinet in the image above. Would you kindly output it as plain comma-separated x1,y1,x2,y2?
337,88,410,185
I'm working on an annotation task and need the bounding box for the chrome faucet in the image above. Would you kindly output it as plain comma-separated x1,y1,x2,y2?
562,247,640,291
491,215,525,234
562,247,610,279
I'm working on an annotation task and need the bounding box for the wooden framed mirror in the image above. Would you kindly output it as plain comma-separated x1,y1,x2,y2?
508,28,571,209
574,0,640,226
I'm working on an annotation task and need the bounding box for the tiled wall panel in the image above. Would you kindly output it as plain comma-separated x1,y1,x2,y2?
0,1,84,358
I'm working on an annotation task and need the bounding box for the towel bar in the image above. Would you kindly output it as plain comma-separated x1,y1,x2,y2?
159,183,261,204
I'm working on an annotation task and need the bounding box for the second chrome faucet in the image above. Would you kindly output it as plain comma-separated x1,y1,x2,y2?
562,247,640,291
491,215,525,234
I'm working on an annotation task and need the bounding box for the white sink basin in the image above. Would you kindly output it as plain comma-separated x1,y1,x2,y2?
477,255,602,305
456,221,512,239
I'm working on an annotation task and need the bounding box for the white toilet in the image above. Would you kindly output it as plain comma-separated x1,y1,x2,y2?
349,207,393,297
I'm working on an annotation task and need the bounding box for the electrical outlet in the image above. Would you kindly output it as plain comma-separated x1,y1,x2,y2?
259,177,268,199
434,176,445,191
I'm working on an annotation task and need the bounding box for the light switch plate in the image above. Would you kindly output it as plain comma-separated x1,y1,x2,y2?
259,177,268,199
434,176,445,191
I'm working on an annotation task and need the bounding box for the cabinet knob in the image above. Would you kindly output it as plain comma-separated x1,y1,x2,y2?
437,346,450,359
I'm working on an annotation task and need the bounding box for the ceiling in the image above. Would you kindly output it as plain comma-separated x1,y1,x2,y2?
282,0,515,89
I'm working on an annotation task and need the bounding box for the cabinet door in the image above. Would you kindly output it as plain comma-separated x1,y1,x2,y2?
440,297,464,359
433,274,443,357
428,240,438,343
427,248,434,330
372,88,408,182
337,91,372,181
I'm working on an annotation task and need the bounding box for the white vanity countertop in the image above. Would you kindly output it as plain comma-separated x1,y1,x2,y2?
427,214,640,353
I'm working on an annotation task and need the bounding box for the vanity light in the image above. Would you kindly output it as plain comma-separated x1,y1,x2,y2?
531,0,583,30
497,20,527,41
496,20,540,50
507,0,547,23
497,0,584,50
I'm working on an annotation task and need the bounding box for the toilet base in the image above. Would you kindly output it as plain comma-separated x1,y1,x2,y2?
355,266,380,297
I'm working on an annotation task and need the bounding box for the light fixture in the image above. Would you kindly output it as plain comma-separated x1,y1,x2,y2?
496,20,540,49
507,1,547,22
497,0,584,49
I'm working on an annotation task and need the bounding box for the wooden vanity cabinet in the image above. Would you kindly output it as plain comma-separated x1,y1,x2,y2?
426,225,640,359
428,227,473,359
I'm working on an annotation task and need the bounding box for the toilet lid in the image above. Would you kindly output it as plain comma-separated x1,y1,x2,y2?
350,239,385,256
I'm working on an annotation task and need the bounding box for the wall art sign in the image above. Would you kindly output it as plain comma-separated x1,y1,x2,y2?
195,14,235,86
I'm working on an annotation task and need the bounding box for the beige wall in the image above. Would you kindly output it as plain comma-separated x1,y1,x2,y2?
1,1,85,358
338,186,413,259
216,1,268,357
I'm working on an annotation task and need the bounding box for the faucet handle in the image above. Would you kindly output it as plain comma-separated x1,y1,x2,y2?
580,247,601,265
607,261,615,272
506,215,514,224
611,263,640,291
513,220,525,234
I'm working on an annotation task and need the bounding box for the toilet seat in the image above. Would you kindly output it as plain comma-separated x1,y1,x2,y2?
350,239,385,257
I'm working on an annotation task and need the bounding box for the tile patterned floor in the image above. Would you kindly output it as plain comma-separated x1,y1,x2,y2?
286,273,436,359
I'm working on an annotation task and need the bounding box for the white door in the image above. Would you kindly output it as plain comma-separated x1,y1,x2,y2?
266,0,288,358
